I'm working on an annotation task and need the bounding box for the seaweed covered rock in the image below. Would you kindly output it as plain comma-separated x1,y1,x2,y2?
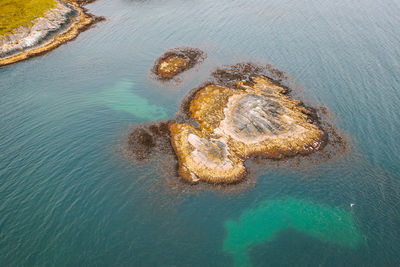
153,47,205,80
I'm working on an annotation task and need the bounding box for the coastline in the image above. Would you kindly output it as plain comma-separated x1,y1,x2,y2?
0,0,103,67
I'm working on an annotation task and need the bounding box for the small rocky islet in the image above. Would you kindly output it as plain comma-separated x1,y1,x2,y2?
130,59,334,184
0,0,103,67
152,47,205,80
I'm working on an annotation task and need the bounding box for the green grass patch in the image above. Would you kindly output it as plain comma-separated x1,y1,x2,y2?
0,0,58,36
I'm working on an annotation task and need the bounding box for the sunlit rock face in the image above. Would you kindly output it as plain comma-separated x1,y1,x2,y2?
170,123,246,183
170,76,326,184
153,47,205,80
224,94,285,139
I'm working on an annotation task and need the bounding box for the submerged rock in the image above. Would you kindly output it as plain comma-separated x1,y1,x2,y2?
153,47,205,80
223,197,365,266
170,76,326,184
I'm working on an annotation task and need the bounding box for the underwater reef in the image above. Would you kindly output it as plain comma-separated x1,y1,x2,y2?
223,197,365,266
153,47,205,80
129,62,341,184
0,0,104,67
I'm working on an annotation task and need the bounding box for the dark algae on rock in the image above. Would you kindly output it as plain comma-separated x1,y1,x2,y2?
128,121,173,160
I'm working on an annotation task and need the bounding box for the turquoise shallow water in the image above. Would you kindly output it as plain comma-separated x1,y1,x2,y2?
1,0,400,266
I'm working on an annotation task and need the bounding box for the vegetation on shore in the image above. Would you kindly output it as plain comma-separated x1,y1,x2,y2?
0,0,104,67
0,0,58,36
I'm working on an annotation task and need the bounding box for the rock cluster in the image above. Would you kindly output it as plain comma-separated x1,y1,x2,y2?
170,76,326,183
130,59,337,184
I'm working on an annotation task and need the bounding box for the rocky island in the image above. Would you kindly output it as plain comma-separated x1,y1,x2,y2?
170,76,326,183
0,0,103,67
153,47,205,80
129,62,336,185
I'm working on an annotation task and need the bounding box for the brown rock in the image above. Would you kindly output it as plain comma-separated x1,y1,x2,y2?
170,76,326,184
153,47,205,80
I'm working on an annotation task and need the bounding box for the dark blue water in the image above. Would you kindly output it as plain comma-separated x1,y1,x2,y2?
1,0,400,266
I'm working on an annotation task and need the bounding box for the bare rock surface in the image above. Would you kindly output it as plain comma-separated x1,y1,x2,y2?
170,76,326,184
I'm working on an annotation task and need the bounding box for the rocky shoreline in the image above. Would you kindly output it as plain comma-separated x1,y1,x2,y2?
0,0,103,67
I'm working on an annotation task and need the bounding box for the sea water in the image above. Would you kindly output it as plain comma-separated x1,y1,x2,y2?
1,0,399,266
